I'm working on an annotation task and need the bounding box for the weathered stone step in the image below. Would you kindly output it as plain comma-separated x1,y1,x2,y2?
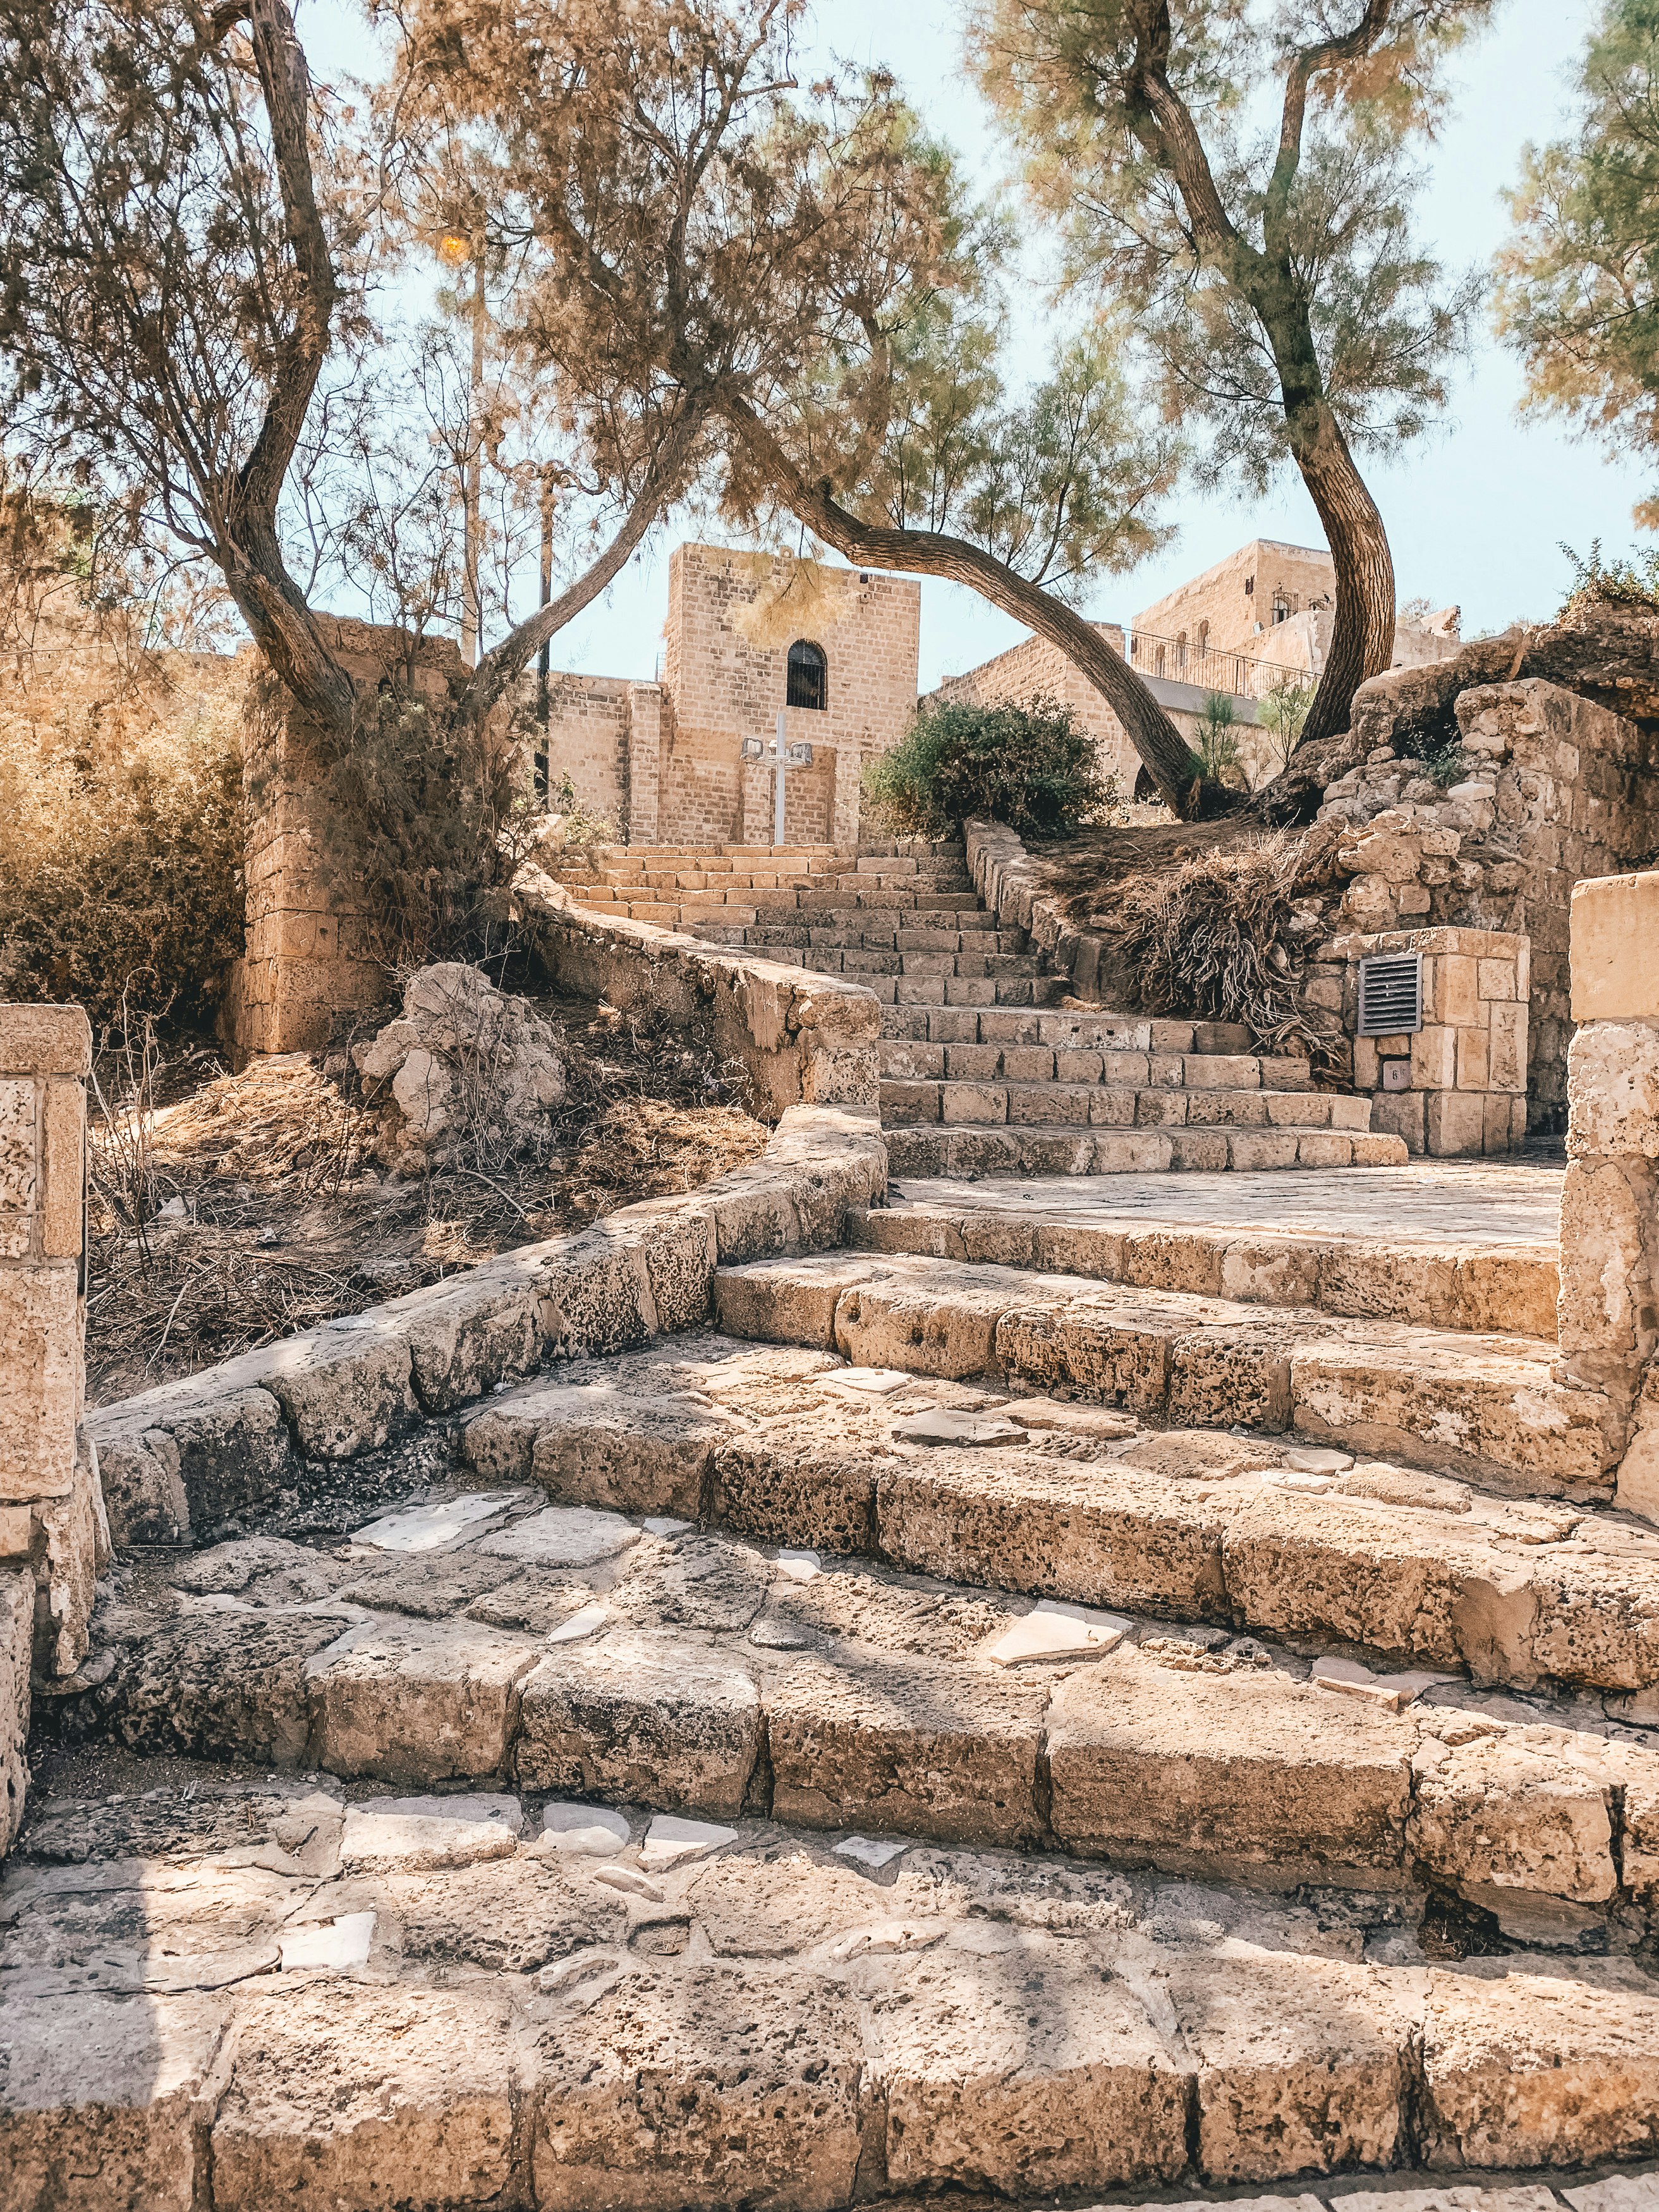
710,1253,1613,1500
14,1766,1659,2212
882,1005,1257,1053
884,1122,1407,1175
881,1081,1357,1132
852,1201,1560,1339
42,1485,1659,1936
880,1039,1317,1090
842,974,1069,1009
700,921,1012,952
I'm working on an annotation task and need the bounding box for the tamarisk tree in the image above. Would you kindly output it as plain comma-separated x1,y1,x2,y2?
971,0,1487,748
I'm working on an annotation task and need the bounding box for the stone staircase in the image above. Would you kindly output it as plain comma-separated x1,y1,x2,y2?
552,837,1409,1174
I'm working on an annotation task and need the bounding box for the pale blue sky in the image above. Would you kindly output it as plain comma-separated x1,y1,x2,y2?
303,0,1619,689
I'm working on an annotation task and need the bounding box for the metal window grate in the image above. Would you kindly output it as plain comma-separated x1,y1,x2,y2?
1357,952,1423,1038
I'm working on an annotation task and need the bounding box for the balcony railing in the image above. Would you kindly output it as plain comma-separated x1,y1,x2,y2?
1128,628,1306,702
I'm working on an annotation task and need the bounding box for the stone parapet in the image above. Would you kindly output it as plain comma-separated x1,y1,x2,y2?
0,1001,110,1856
511,859,881,1119
1304,925,1529,1158
88,1101,887,1549
964,819,1107,1004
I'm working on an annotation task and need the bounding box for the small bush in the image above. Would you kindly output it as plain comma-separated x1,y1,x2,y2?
1559,538,1659,617
1258,679,1316,775
862,696,1112,841
1193,692,1244,786
0,695,245,1027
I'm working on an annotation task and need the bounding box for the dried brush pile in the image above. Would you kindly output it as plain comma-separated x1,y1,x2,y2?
1085,827,1346,1072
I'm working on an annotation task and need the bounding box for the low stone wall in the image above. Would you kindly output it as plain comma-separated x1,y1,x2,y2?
1303,925,1529,1157
0,1004,109,1856
1320,676,1659,1128
511,860,881,1119
964,819,1111,1003
1559,872,1659,1519
89,1102,887,1551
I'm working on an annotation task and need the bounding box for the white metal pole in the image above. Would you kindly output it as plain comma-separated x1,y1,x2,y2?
774,707,787,848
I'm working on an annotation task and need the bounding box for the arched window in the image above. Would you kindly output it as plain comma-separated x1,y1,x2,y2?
1196,620,1210,659
1133,765,1155,803
786,639,827,711
1176,629,1188,673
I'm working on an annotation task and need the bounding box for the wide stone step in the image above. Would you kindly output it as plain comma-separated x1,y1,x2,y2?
883,1005,1257,1053
15,1758,1659,2212
731,924,1016,952
38,1472,1659,1940
881,1079,1370,1133
882,1040,1319,1087
710,1253,1614,1501
853,1198,1561,1339
884,1123,1407,1174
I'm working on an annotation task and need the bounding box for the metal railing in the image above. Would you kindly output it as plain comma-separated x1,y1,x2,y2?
1128,628,1305,702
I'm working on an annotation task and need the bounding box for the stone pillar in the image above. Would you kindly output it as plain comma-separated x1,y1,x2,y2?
626,682,663,844
1305,925,1529,1157
0,1003,109,1856
831,743,863,851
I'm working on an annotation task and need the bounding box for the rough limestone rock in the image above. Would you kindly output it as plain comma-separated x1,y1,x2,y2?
353,963,565,1174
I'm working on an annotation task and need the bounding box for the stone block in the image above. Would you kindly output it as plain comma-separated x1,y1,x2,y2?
1489,1001,1528,1091
834,1269,1018,1379
714,1255,878,1348
1568,1019,1659,1159
260,1318,417,1461
1457,1026,1490,1091
1480,958,1518,1001
1428,1091,1488,1158
872,1946,1188,2197
1,1565,29,1854
516,1629,762,1815
40,1077,83,1260
1408,1729,1618,1905
211,1982,516,2211
530,1961,866,2212
1421,1959,1659,2166
0,1002,92,1076
32,1429,109,1679
1572,870,1659,1021
1434,955,1481,1026
0,1991,229,2211
1412,1025,1458,1091
1167,1951,1411,2182
767,1644,1045,1848
305,1616,542,1781
0,1261,80,1500
1557,1157,1658,1382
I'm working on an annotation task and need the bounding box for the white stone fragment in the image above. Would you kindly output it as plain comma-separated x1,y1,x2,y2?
1261,1466,1335,1492
1311,1656,1454,1711
823,1917,947,1961
890,1408,1024,1448
1567,2176,1659,2212
542,1803,631,1856
1281,1445,1355,1474
834,1834,909,1869
643,1517,695,1538
639,1814,738,1869
822,1367,912,1395
279,1911,376,1972
546,1603,610,1646
592,1864,664,1902
341,1792,523,1873
353,1492,515,1553
982,1601,1131,1668
537,1948,617,1992
477,1505,641,1569
775,1549,822,1583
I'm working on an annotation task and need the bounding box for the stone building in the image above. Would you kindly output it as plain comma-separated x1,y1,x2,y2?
536,545,920,848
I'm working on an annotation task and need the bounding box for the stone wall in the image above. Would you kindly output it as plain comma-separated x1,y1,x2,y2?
1303,927,1529,1157
1318,678,1659,1129
0,1002,109,1856
511,859,882,1120
227,621,466,1061
1557,872,1659,1521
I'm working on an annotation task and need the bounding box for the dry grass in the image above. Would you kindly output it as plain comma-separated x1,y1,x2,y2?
1039,822,1347,1071
85,995,768,1406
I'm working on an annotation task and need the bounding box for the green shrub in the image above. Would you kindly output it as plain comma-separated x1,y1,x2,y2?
1559,538,1659,617
0,696,245,1029
1193,691,1244,786
862,696,1112,840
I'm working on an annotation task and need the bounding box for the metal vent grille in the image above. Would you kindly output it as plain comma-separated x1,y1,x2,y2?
1357,952,1423,1038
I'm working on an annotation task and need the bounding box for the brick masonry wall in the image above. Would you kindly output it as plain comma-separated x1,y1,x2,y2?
1318,678,1659,1131
1132,539,1339,659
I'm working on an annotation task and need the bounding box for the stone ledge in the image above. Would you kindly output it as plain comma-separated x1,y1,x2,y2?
1573,872,1659,1023
511,860,882,1119
87,1105,888,1545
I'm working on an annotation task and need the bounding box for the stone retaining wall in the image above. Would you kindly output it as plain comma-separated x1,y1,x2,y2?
0,1003,109,1854
964,818,1109,1001
89,1102,888,1552
510,859,882,1119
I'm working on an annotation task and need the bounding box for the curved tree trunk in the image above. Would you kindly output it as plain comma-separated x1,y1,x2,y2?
729,405,1232,819
1286,401,1396,748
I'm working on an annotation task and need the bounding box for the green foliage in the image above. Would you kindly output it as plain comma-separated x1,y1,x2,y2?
862,696,1112,839
1258,679,1316,774
1193,691,1243,783
1419,731,1468,787
1497,0,1659,523
547,772,616,849
1558,537,1659,616
0,706,245,1028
